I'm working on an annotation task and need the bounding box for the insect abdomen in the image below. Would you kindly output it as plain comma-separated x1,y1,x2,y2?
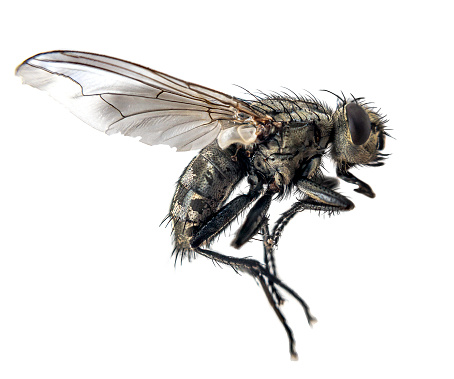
170,142,246,253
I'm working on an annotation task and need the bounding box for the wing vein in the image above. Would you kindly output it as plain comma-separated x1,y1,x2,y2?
17,50,266,151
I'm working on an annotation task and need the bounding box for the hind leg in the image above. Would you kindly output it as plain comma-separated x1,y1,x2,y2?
187,187,316,359
193,246,316,327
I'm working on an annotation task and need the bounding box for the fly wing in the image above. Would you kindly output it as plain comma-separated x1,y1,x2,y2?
16,51,267,151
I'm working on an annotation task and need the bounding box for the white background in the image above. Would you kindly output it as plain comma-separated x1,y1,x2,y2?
1,1,453,378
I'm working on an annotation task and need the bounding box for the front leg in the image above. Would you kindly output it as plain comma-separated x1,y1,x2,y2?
261,177,355,316
336,165,376,198
297,178,355,211
269,177,354,250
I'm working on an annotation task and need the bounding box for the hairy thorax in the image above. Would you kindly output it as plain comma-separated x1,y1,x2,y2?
249,99,333,187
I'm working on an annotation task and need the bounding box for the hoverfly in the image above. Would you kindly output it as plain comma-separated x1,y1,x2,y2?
16,51,389,359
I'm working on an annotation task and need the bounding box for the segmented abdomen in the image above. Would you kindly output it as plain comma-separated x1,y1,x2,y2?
170,142,246,253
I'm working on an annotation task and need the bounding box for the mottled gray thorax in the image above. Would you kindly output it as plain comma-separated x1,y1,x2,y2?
249,99,334,186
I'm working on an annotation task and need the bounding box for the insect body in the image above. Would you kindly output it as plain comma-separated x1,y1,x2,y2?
16,51,389,359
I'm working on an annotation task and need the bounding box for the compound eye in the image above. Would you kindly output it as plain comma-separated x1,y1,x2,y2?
346,103,371,145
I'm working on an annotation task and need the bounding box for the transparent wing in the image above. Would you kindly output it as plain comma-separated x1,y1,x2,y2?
16,51,267,151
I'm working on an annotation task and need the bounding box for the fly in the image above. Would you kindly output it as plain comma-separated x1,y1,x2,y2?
16,51,390,359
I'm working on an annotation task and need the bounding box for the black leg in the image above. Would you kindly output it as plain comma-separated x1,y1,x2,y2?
336,165,375,198
191,186,262,249
195,246,313,359
257,274,298,360
262,223,285,305
297,178,355,211
270,202,305,249
229,190,286,304
194,247,317,323
231,192,273,249
189,178,357,359
188,185,316,358
267,177,355,253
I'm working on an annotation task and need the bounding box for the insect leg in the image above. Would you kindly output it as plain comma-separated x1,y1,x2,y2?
257,274,298,360
296,178,355,211
193,246,317,327
336,165,375,198
262,223,285,305
231,192,273,249
195,186,286,302
268,178,354,248
190,183,263,249
270,203,305,249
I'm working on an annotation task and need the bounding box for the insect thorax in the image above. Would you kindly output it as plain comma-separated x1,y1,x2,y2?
249,99,334,188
